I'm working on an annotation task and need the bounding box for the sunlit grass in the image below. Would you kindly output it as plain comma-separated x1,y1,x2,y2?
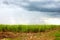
0,24,59,32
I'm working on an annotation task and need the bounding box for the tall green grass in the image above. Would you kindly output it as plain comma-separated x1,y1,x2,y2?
0,24,59,32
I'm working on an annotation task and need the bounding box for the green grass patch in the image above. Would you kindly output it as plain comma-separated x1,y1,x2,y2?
55,37,60,40
0,24,59,32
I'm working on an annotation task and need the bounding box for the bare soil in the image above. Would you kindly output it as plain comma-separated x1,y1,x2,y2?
0,28,59,40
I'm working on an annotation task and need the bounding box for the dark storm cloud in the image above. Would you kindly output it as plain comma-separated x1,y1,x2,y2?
3,0,60,12
3,0,60,17
20,0,60,17
21,1,60,12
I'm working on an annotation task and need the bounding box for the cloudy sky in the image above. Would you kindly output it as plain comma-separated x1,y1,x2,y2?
0,0,60,25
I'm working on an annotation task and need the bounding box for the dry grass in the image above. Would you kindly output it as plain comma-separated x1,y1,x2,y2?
0,29,58,40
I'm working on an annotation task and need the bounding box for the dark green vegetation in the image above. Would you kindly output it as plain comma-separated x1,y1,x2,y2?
55,37,60,40
0,25,59,32
54,31,60,40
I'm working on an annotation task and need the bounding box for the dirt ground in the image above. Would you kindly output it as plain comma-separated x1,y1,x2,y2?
0,27,60,40
0,30,57,40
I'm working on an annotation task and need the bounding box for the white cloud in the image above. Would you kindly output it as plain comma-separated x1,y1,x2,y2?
0,2,44,24
29,0,43,2
44,18,60,25
29,0,60,2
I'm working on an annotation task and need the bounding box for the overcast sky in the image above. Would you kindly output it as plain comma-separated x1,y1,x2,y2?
0,0,60,25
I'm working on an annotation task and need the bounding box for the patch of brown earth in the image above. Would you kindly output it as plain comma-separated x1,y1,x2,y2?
19,32,55,40
0,32,19,39
0,28,59,40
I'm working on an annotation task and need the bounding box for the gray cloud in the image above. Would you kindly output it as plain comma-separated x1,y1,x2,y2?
3,0,60,17
20,0,60,12
0,0,60,24
3,0,60,12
